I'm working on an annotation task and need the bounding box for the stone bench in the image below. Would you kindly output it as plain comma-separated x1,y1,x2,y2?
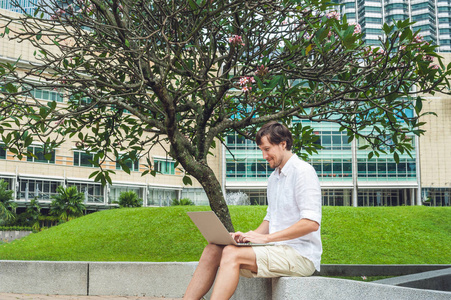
1,261,450,299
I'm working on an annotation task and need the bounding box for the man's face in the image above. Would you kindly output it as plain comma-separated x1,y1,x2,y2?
258,135,288,169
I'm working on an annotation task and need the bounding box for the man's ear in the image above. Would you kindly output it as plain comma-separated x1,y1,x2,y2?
280,141,287,150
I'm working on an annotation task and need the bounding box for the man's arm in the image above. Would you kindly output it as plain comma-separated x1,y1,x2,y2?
241,219,319,244
230,220,269,243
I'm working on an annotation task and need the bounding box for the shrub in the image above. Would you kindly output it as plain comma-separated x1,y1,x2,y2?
171,198,194,206
50,186,86,221
115,191,142,208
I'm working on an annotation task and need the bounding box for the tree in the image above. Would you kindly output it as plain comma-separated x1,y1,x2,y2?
25,198,42,231
0,0,449,230
0,179,16,223
115,190,142,208
50,186,86,221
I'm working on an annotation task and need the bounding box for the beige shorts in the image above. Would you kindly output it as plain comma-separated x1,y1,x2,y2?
240,244,315,278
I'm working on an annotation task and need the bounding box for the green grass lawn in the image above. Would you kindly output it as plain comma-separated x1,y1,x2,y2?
0,206,449,264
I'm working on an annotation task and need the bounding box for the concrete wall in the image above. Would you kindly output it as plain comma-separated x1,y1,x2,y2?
0,261,450,299
0,231,32,242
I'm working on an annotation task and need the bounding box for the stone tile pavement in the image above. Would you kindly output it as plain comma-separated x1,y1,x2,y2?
0,294,182,300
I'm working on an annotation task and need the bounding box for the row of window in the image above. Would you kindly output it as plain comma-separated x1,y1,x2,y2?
225,156,416,179
226,131,416,180
1,175,214,207
2,85,132,115
228,188,430,206
226,159,274,178
3,174,450,207
227,131,414,153
1,145,176,175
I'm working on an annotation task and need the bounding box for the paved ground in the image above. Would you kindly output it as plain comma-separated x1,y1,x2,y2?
0,294,182,300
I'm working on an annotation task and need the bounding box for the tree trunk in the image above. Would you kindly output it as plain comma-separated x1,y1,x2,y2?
196,166,234,232
170,153,233,230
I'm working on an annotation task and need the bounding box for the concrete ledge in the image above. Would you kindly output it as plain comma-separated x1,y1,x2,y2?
272,277,451,300
0,260,88,295
373,267,451,292
1,261,450,298
89,262,198,298
316,264,451,277
206,277,271,300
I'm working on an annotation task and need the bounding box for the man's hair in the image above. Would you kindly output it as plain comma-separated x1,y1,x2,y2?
256,121,293,150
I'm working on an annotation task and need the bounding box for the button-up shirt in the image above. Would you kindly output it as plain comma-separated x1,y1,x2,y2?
264,154,322,271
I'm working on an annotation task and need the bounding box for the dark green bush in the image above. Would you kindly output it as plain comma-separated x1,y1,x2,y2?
171,198,194,206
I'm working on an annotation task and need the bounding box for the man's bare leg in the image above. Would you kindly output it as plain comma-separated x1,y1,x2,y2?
184,244,224,300
210,246,257,300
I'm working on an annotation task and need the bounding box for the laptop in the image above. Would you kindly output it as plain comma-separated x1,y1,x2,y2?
187,211,273,247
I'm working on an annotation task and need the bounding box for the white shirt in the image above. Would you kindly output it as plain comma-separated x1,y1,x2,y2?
264,154,322,271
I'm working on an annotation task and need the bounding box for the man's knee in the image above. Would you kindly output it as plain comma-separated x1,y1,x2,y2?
220,245,240,266
201,243,224,263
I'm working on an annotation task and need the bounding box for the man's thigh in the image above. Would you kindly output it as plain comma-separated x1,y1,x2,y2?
222,245,258,273
240,244,315,278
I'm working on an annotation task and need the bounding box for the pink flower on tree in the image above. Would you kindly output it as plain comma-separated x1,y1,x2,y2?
413,34,424,44
326,11,340,20
424,55,434,62
228,35,245,46
429,63,439,69
350,22,361,35
376,48,386,56
256,65,269,77
241,86,251,93
239,76,255,93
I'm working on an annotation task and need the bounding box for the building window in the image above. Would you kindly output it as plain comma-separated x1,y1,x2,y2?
0,144,6,159
422,188,451,206
17,178,60,201
226,158,273,178
357,158,416,179
313,131,351,151
68,182,104,203
116,156,139,172
26,86,64,102
108,186,143,204
154,158,175,175
147,187,177,206
27,146,55,163
0,177,13,190
73,151,98,167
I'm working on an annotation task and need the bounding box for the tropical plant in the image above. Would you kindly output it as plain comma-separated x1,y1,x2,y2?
171,198,195,206
114,190,142,208
50,186,86,221
0,0,450,230
0,179,16,223
25,198,42,231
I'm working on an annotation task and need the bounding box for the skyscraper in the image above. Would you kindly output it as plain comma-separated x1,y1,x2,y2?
334,0,451,52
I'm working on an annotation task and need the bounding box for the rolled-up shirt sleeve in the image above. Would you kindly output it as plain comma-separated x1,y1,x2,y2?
296,163,322,225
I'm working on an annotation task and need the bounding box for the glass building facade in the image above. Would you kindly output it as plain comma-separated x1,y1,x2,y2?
225,120,420,206
333,0,451,52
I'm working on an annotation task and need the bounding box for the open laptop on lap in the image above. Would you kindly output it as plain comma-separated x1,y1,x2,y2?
187,211,273,247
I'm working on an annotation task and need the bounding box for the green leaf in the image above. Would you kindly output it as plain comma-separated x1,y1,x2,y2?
188,0,198,10
394,152,400,164
183,175,193,186
415,96,423,114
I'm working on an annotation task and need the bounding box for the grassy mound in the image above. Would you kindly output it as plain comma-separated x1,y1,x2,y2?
0,206,449,264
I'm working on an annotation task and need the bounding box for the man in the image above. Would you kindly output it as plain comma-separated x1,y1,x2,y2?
184,121,322,300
